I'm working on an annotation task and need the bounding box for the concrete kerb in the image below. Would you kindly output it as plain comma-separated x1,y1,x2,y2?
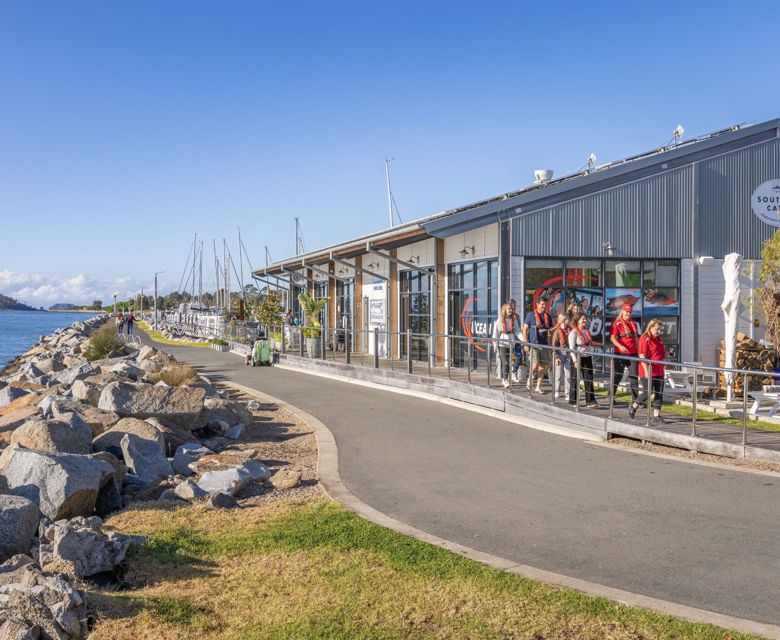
220,379,780,640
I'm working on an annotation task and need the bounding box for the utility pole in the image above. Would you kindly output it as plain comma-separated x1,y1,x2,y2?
294,218,301,255
384,157,395,227
198,241,203,306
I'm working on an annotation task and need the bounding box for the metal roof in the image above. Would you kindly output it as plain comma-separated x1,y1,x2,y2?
256,118,780,274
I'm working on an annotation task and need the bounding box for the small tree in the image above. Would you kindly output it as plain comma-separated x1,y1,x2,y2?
255,290,284,335
91,299,103,311
759,230,780,355
298,291,328,338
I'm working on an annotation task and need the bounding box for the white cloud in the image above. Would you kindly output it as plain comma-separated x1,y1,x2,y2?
0,270,148,307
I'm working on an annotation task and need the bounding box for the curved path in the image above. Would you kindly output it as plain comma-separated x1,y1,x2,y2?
141,334,780,633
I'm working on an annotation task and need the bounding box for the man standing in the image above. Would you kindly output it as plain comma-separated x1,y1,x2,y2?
609,303,640,402
523,298,552,394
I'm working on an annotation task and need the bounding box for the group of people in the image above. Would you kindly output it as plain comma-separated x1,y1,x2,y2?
491,297,667,422
115,310,136,335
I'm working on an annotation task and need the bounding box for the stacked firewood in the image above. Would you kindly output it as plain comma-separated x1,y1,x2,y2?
718,332,776,395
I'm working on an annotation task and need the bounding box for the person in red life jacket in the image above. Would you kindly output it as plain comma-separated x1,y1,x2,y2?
609,303,640,402
550,313,572,401
523,298,553,394
568,314,598,407
492,303,523,388
629,318,666,423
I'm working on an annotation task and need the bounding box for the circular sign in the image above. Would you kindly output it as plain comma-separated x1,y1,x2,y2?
751,179,780,226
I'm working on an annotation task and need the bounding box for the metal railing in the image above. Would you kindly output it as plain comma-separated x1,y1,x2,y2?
264,324,776,454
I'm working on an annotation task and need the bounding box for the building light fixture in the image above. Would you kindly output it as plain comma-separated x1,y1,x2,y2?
408,255,419,264
459,245,475,258
601,241,615,256
367,261,380,270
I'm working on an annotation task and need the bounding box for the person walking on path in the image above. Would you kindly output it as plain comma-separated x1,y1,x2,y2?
610,303,640,403
115,310,124,335
125,309,135,335
568,314,598,407
493,303,524,388
551,313,572,401
523,298,552,394
629,318,666,423
508,299,526,383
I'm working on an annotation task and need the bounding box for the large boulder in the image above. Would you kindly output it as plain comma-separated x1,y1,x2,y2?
97,381,206,429
203,397,252,429
92,417,165,458
0,386,29,410
0,406,39,435
0,496,39,562
70,379,101,406
0,392,41,417
144,416,198,456
120,434,173,485
52,362,97,386
172,443,211,476
0,448,115,520
196,459,271,496
10,416,93,455
42,398,120,438
39,516,131,578
0,557,87,639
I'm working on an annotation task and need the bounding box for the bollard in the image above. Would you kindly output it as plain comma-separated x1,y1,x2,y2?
299,329,304,358
373,328,379,369
407,329,413,374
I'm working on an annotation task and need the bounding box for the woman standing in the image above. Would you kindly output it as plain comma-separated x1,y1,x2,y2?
568,314,598,407
550,313,572,401
629,318,666,423
492,303,523,389
115,310,124,335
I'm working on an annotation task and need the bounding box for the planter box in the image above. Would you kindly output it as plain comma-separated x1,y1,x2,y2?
211,343,229,352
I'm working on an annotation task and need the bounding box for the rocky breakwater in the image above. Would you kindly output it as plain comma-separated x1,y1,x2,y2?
0,317,264,638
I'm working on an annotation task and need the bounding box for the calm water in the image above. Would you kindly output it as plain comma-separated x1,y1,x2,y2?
0,310,97,371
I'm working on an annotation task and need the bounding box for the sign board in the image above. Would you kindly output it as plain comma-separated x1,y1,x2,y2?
751,180,780,226
369,299,385,325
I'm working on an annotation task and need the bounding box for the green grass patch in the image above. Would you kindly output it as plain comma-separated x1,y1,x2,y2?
92,499,764,640
136,321,210,348
596,388,780,433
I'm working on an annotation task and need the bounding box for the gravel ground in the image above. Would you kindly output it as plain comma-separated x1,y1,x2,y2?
215,383,322,506
608,436,780,474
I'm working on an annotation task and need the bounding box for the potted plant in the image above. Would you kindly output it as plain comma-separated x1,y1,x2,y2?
211,338,229,352
298,291,328,358
255,291,284,351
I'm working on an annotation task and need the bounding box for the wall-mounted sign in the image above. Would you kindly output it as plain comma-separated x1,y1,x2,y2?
751,180,780,226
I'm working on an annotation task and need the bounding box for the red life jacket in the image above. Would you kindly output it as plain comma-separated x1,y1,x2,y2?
612,317,638,353
501,316,517,334
573,325,592,347
556,325,570,345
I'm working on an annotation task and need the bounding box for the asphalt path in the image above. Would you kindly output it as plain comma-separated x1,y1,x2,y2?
140,333,780,628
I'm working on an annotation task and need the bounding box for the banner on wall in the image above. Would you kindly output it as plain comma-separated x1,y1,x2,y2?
369,299,385,325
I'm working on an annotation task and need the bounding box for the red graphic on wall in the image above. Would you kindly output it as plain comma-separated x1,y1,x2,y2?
460,297,486,352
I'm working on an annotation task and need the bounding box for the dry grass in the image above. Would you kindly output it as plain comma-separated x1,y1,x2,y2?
88,499,760,640
147,363,200,387
86,324,125,361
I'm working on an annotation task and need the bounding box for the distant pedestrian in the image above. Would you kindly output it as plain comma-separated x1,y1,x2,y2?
492,303,523,388
629,319,666,423
115,310,124,334
568,314,597,407
523,298,552,394
609,303,640,402
125,310,135,335
283,309,293,326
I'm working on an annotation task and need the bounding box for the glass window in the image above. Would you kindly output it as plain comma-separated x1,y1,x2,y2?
476,261,489,292
656,260,678,287
565,260,602,288
525,259,564,286
643,287,679,316
605,287,641,316
605,260,641,287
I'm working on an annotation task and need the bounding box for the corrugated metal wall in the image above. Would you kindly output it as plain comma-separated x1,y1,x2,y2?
697,138,780,259
512,165,695,258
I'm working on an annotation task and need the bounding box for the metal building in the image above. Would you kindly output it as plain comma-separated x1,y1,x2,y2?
256,118,780,367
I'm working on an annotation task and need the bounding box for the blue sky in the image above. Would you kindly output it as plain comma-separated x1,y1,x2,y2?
1,1,778,305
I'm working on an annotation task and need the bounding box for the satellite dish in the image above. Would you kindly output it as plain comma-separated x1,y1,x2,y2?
534,169,554,184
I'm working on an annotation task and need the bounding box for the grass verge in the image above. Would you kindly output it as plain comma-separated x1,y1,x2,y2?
89,498,762,640
136,321,210,348
595,389,780,434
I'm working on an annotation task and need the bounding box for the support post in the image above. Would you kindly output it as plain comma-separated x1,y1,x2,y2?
373,328,379,369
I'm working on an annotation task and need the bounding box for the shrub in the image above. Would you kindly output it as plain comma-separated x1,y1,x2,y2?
211,338,228,346
148,364,200,387
87,325,124,361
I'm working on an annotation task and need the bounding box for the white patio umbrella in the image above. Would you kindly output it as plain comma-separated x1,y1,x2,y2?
721,253,742,401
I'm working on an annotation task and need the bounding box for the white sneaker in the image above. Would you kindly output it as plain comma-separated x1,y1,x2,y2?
502,379,510,388
512,372,520,383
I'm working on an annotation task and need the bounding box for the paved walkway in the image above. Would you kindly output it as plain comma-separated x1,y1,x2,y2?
139,331,780,630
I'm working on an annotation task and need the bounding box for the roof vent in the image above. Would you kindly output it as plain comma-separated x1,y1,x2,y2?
534,169,554,185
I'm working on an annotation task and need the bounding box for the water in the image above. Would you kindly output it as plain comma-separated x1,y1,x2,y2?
0,310,97,371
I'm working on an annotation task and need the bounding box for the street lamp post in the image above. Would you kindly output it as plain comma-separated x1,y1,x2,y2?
113,293,117,315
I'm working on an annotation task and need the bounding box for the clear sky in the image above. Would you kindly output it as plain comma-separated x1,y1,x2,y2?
1,0,778,305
